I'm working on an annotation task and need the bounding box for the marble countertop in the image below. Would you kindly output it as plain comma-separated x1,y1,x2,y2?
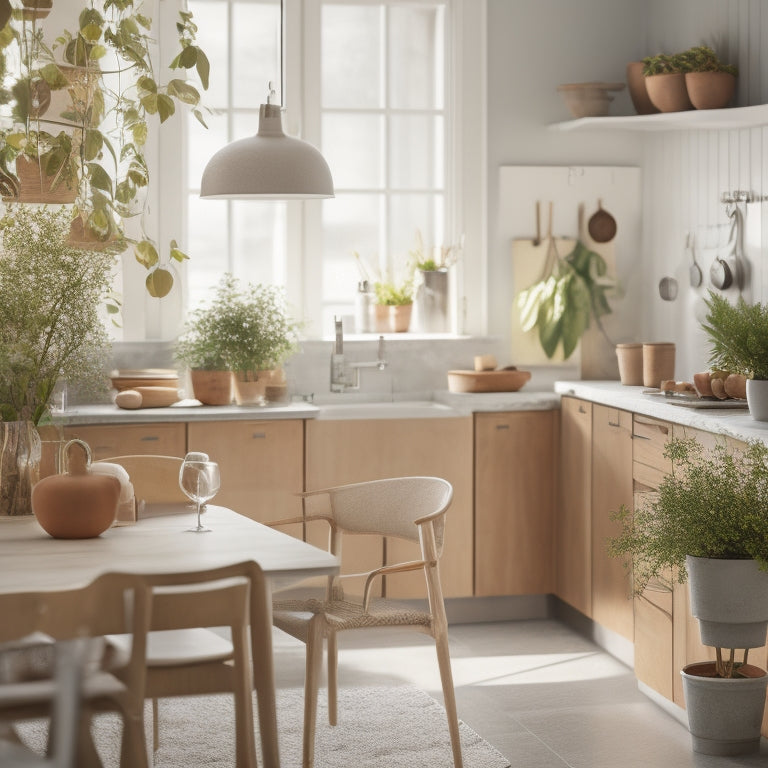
555,380,768,446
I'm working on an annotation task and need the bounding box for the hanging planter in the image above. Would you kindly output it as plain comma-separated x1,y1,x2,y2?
3,155,78,204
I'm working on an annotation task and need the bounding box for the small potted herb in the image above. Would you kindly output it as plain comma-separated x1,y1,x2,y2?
677,45,738,110
641,52,692,112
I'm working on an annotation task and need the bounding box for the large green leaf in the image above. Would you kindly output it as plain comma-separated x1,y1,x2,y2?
134,239,158,269
167,79,200,105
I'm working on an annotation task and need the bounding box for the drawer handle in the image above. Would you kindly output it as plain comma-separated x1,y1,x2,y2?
495,424,510,430
608,421,621,428
632,434,650,441
578,405,587,414
140,436,159,442
252,432,267,439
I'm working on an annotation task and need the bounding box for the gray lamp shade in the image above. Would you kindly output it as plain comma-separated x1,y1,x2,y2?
200,103,334,200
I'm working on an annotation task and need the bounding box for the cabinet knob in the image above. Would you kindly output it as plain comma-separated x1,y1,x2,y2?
140,435,159,442
608,421,621,428
252,432,266,439
495,424,510,430
578,405,587,414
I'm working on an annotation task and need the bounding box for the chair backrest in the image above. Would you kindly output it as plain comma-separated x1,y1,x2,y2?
322,476,453,553
97,455,186,508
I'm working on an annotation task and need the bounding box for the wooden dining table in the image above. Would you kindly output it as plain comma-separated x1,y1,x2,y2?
0,505,340,768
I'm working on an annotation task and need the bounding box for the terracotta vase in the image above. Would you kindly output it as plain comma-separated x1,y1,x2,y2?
374,304,412,333
644,73,693,113
615,343,643,386
190,369,232,405
232,370,275,406
20,0,52,20
642,342,675,388
685,72,736,110
2,155,78,204
0,421,42,516
626,61,659,115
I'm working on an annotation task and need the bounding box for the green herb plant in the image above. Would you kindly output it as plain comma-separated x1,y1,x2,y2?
676,45,738,76
641,53,682,76
701,292,768,380
609,436,768,678
409,229,464,272
516,239,614,360
176,275,300,379
354,249,416,306
0,204,112,425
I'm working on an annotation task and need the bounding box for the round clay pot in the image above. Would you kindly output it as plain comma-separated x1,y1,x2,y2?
645,73,693,113
626,62,659,115
190,369,232,405
615,343,643,386
685,72,736,110
32,440,119,539
375,304,412,333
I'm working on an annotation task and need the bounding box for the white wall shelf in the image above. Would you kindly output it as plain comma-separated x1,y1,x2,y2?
549,103,768,132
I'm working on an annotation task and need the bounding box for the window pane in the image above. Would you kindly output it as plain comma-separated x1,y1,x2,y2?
231,201,285,285
232,1,281,109
322,193,384,298
389,114,443,189
389,6,444,109
389,193,443,259
189,1,229,109
187,195,229,309
188,111,228,192
322,113,384,189
322,4,383,109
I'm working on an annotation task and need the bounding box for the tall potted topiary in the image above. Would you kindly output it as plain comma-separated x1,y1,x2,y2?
609,436,768,755
700,292,768,421
0,204,113,515
176,275,299,406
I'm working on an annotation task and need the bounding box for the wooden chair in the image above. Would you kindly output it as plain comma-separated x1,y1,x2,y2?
0,573,152,768
106,561,268,768
270,476,464,768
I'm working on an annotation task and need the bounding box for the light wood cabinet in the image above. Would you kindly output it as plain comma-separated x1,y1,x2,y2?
62,423,187,460
187,420,304,534
557,396,592,616
591,405,633,640
305,417,474,599
474,410,558,596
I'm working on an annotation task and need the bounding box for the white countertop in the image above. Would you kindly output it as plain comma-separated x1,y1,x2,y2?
555,380,768,446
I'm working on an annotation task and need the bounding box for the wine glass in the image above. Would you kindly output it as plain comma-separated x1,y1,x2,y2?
179,460,220,533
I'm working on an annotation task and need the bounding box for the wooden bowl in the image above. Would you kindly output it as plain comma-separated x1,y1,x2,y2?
447,370,531,393
110,368,179,391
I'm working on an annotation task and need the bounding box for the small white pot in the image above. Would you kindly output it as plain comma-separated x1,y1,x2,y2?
746,379,768,422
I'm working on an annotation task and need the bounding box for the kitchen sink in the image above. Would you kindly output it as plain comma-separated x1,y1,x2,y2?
315,400,461,420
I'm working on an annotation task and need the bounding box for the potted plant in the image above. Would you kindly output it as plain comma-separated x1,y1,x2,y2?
642,52,693,112
176,275,299,406
409,230,463,333
516,239,614,360
0,1,210,297
0,204,113,516
609,436,768,755
677,45,738,110
354,249,416,333
700,292,768,421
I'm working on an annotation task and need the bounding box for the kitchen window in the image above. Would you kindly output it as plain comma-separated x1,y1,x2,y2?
147,0,485,340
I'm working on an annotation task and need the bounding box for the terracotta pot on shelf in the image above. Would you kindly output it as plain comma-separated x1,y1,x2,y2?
645,73,693,113
626,61,659,114
685,71,736,110
190,369,232,405
375,304,412,333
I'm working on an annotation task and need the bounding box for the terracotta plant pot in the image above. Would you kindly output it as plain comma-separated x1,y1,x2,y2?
642,342,675,388
626,62,659,115
615,343,643,386
645,73,693,113
190,369,232,405
375,304,412,333
685,72,736,110
2,155,78,204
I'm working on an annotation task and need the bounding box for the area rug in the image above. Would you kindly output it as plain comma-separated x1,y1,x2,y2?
16,685,510,768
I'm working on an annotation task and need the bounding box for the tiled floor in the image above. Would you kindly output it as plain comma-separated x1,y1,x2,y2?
273,619,768,768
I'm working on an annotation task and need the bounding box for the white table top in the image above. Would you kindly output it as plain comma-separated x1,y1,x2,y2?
0,505,339,594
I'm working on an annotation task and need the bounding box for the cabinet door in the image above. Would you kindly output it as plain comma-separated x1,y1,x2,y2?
474,410,557,596
591,405,634,640
63,423,186,460
557,397,592,616
187,420,304,535
305,417,473,599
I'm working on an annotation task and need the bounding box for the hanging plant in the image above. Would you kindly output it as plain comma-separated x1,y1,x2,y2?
516,238,614,360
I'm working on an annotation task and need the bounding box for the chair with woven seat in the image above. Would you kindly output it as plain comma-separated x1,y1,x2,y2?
270,476,464,768
0,572,152,768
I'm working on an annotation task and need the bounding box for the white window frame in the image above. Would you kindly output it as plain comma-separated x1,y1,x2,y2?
149,0,486,341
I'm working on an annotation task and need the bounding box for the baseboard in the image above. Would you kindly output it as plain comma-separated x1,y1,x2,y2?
443,594,553,624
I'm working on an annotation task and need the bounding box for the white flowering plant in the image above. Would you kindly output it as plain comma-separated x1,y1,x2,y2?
175,275,300,377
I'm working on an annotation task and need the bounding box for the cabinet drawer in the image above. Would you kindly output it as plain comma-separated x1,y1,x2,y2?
633,461,667,493
632,415,672,474
63,423,186,460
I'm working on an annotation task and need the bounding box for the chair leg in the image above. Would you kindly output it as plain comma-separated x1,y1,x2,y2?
120,712,150,768
434,631,464,768
75,710,106,768
232,628,258,768
152,699,159,752
327,631,338,726
302,615,325,768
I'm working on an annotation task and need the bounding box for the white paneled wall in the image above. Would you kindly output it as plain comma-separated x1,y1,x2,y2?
643,0,768,377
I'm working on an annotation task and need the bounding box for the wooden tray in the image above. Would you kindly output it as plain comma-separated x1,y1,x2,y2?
447,370,531,393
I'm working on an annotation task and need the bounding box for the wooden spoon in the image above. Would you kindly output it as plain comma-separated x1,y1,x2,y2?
588,199,617,243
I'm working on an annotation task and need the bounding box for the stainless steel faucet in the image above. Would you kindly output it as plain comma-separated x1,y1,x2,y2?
330,317,387,392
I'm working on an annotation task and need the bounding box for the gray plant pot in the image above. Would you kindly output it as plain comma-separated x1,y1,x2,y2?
687,556,768,648
746,378,768,422
681,662,768,756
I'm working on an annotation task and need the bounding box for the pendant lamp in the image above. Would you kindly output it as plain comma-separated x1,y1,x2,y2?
200,99,334,199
